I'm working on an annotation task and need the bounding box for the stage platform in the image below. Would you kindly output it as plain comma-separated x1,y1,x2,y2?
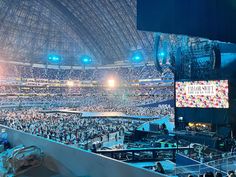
137,116,174,132
40,109,162,120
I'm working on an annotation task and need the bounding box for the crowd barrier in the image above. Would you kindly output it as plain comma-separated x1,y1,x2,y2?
174,153,236,176
0,125,167,177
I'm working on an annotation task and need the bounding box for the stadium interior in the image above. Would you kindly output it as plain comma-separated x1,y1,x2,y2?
0,0,236,177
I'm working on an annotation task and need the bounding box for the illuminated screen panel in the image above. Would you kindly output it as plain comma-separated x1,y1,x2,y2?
176,80,229,108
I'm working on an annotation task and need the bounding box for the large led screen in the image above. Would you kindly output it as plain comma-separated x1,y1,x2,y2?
176,80,229,108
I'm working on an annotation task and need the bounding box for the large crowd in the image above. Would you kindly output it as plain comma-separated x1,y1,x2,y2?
0,86,174,117
0,64,169,82
0,109,144,149
0,63,174,115
0,63,174,148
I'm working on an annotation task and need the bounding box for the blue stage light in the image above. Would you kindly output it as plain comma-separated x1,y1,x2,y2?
48,54,61,63
80,55,92,64
131,51,143,63
135,56,140,60
159,52,165,57
83,58,89,62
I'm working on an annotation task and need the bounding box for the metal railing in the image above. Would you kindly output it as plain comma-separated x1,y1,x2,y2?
96,147,193,162
173,154,236,177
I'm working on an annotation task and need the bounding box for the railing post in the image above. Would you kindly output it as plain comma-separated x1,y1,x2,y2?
152,150,157,160
132,151,135,161
111,152,114,158
173,149,176,161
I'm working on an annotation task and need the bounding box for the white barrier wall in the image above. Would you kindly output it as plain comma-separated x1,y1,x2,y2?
1,125,167,177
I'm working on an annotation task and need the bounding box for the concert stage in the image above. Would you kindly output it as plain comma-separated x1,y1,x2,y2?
40,109,162,120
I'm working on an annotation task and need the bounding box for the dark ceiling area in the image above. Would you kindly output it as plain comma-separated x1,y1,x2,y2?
0,0,155,65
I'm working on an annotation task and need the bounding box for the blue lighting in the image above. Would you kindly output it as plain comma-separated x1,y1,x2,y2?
131,51,143,63
135,56,140,60
83,58,89,62
80,55,92,64
159,52,165,57
48,54,61,63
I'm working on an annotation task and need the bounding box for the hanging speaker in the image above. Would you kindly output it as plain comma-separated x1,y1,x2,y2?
212,46,221,69
154,34,162,72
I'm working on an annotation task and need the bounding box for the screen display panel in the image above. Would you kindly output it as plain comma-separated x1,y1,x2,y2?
176,80,229,108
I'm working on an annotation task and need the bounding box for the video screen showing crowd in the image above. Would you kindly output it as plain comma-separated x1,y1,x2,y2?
0,63,174,150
